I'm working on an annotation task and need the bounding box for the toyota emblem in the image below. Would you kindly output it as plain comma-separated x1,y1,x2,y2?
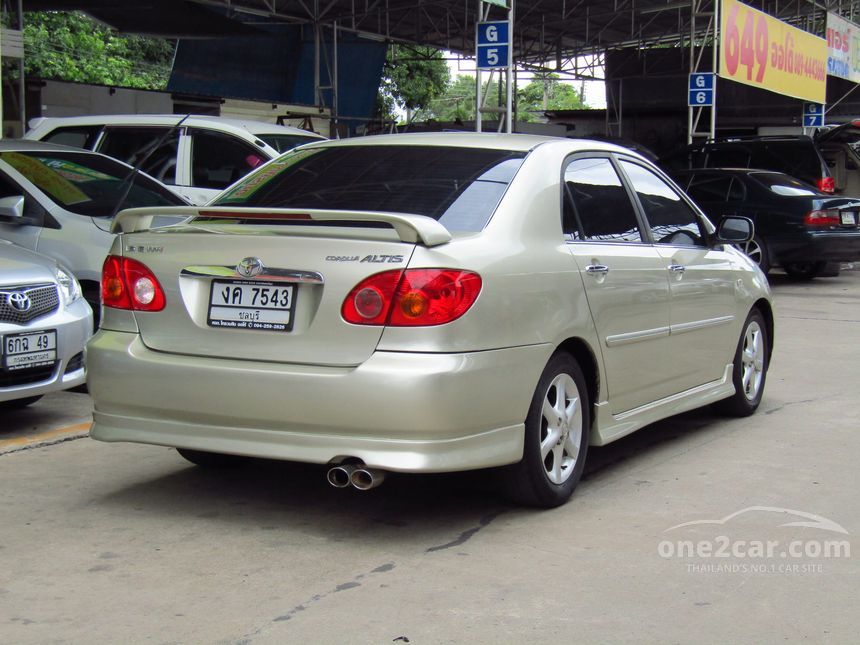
8,292,32,312
236,257,264,278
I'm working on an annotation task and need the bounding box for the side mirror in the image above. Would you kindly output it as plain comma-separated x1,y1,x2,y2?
0,195,25,221
716,216,753,243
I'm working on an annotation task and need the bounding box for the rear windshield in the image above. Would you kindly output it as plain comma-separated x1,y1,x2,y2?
705,140,825,182
258,134,323,153
0,150,185,216
750,172,822,196
215,145,527,232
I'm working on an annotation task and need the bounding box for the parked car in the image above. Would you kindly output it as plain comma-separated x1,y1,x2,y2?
0,240,91,408
815,119,860,195
661,135,835,194
671,168,860,279
87,133,773,507
0,140,189,324
25,114,326,204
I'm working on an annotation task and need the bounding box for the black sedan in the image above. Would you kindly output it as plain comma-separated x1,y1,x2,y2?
671,168,860,279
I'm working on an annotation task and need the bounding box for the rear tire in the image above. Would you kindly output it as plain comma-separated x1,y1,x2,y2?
783,261,825,281
714,309,769,417
176,448,248,469
503,353,590,508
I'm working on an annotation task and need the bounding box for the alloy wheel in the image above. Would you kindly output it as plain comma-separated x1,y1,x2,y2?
539,374,583,484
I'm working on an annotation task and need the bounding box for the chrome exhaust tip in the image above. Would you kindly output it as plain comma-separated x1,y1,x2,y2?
350,467,385,491
326,464,356,488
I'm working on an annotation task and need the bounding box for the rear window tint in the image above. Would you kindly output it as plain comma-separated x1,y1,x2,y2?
750,172,821,196
215,145,526,232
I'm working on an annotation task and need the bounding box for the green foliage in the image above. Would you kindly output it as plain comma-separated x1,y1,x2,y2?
21,11,174,90
516,74,587,121
377,44,449,123
419,74,499,123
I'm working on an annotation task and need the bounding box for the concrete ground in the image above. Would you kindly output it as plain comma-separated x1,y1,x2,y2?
1,270,858,644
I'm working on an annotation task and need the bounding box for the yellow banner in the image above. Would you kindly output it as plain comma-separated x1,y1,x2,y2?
720,0,827,103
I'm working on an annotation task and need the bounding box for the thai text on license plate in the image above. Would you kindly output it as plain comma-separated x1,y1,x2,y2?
207,280,296,332
3,329,57,371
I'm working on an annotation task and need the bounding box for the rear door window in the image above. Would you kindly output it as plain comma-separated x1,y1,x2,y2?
40,125,102,150
562,157,643,242
98,127,180,185
189,129,267,190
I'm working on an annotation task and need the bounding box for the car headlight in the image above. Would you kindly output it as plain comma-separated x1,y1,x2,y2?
57,266,82,305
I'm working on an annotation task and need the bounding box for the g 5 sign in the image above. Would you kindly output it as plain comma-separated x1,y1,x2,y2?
476,21,510,69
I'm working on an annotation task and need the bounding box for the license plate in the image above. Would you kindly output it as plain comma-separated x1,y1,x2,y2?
207,280,296,332
840,212,856,225
2,329,57,371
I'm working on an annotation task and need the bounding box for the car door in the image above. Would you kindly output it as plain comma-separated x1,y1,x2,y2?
97,126,181,187
563,154,676,414
185,128,269,205
619,158,739,389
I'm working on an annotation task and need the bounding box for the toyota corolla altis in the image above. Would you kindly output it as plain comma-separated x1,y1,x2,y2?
87,134,773,507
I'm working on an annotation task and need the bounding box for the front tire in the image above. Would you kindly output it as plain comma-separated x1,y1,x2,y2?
504,353,590,508
714,309,769,417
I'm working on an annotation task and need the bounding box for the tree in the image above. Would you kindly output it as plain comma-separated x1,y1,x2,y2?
21,11,175,90
516,74,587,121
377,44,449,123
419,74,500,124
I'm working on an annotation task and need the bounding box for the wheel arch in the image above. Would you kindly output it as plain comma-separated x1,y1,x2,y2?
554,337,600,424
752,298,775,361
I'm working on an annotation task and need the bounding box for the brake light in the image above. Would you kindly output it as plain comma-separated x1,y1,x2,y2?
816,177,835,193
342,269,482,326
804,210,841,227
101,255,166,311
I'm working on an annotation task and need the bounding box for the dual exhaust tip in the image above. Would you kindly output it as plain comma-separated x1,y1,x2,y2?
326,464,385,491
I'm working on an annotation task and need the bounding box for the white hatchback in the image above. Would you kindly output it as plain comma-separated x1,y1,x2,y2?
25,114,326,205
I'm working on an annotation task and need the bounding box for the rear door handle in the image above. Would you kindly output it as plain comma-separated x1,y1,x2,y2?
668,264,686,273
585,264,609,275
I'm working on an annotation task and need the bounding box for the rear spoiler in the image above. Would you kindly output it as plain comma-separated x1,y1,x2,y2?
111,206,453,247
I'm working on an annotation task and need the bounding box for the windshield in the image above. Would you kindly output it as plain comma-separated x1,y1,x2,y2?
750,172,822,196
0,150,185,216
215,145,527,232
258,134,324,154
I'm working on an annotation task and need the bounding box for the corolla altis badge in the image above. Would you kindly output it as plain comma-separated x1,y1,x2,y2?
237,257,265,278
8,292,32,311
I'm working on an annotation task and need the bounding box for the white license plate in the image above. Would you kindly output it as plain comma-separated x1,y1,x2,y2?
841,212,856,225
2,329,57,371
207,280,296,332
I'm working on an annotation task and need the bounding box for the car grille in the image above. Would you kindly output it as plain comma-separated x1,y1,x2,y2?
0,284,60,324
0,363,57,388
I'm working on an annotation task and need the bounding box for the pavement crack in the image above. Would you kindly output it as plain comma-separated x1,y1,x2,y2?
764,398,816,415
426,511,505,553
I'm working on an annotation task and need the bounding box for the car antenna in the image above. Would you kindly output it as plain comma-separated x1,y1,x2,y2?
109,113,191,220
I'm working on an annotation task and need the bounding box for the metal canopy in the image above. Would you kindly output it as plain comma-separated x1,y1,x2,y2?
23,1,850,76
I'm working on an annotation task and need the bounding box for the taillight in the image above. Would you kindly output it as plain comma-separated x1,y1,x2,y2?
816,177,835,193
342,269,482,326
804,210,841,227
101,255,166,311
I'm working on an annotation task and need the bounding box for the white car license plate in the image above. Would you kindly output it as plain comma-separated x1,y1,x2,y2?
3,329,57,371
207,280,296,331
841,212,856,225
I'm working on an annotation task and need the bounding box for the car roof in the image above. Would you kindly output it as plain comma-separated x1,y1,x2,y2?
27,114,325,139
0,138,108,154
296,132,636,155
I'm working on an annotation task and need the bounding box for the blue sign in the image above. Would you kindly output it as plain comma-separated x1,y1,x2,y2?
476,21,510,69
803,103,825,127
688,73,715,106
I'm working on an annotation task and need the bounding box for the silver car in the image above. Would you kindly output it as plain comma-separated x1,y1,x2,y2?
87,134,773,507
0,240,92,408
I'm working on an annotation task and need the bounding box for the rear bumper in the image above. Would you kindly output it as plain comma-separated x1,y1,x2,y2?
88,331,552,472
771,230,860,263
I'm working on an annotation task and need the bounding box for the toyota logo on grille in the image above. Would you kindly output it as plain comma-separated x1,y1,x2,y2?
8,292,32,312
236,257,264,278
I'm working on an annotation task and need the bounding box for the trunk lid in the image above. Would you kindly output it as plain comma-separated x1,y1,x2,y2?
118,210,438,366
